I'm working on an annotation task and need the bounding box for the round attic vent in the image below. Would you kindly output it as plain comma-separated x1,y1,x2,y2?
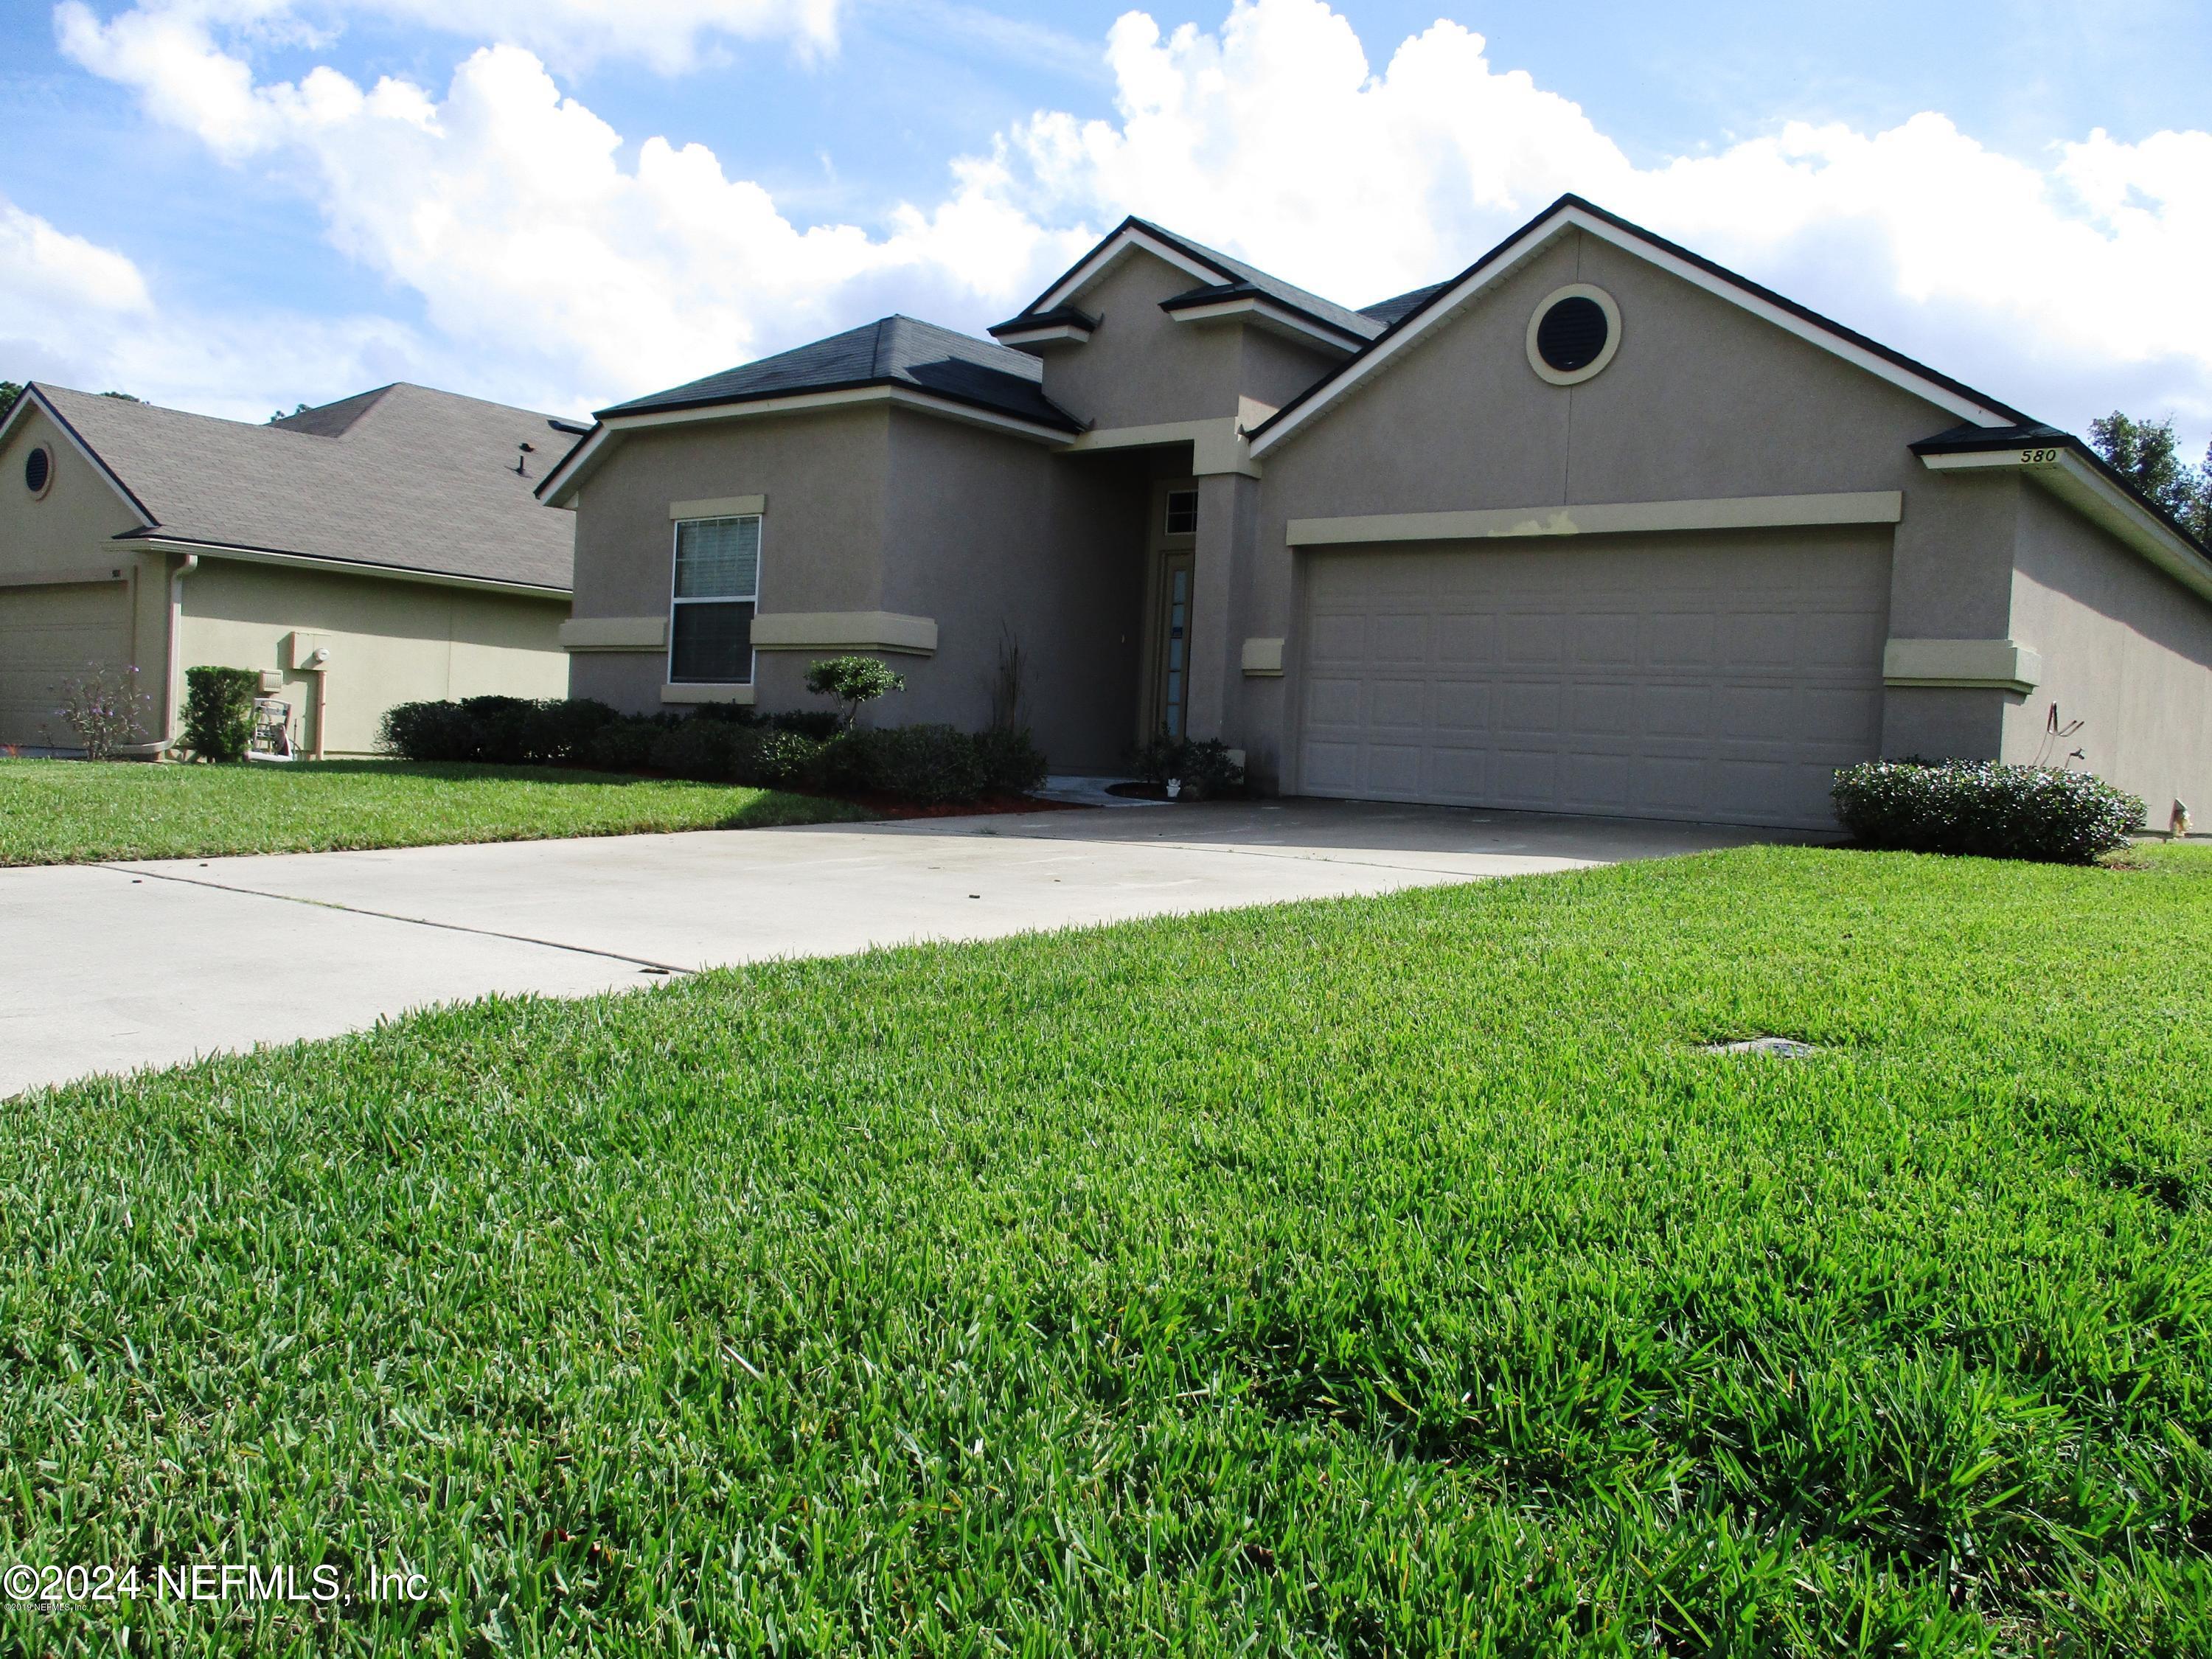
1526,285,1621,386
24,445,53,498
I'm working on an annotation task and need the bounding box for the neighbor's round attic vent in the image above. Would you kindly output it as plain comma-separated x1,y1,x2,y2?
1526,285,1621,386
24,445,53,498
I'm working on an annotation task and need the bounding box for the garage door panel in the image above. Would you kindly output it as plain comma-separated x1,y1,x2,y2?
1499,681,1562,734
1645,612,1719,669
1295,532,1888,828
1502,613,1565,667
1368,680,1426,729
1573,614,1639,667
1433,681,1491,731
1568,682,1638,737
1434,613,1498,669
1425,745,1487,797
0,583,135,749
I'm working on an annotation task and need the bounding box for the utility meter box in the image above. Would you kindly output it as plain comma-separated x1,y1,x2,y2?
285,631,331,670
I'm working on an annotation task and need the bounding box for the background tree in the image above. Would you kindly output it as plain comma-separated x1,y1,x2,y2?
0,380,21,422
2089,411,2211,540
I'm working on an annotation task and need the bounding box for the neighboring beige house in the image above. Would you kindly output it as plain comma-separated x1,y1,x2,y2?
543,195,2212,830
0,382,577,757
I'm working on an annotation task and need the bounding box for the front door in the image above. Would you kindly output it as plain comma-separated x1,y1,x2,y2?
1153,551,1195,739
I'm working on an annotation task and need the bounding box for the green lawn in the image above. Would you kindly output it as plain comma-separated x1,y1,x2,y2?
0,757,869,864
5,845,2211,1654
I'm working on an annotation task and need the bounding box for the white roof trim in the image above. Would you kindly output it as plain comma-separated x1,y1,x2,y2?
1251,203,2018,458
1036,225,1220,314
131,535,571,599
1921,446,2212,605
540,383,1071,506
0,385,158,528
1164,296,1360,353
991,321,1093,347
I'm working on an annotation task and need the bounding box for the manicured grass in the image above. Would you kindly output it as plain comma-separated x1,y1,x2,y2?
0,757,869,864
5,845,2211,1654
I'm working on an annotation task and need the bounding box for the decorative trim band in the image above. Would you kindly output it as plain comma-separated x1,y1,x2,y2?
560,616,666,653
1240,637,1285,676
1060,417,1259,479
1882,638,2042,694
1287,490,1904,547
749,611,939,656
661,682,756,706
669,495,764,521
0,562,129,589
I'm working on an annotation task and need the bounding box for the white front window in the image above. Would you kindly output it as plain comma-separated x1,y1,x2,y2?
669,515,760,684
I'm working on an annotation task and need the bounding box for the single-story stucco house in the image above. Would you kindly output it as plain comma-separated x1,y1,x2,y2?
0,381,579,757
541,195,2212,831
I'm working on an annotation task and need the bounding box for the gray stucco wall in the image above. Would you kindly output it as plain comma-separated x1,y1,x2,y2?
1033,250,1341,430
566,405,889,714
872,409,1144,771
564,401,1147,771
2003,486,2212,824
1237,226,2023,790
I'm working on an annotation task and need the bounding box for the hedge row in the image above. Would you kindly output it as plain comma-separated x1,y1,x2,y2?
378,697,1045,804
1832,759,2143,863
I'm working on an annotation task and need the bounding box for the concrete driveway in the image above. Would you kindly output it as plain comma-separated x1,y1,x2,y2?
1,800,1775,1096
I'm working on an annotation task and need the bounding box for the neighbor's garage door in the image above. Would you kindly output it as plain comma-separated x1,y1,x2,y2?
1295,529,1890,829
0,581,134,749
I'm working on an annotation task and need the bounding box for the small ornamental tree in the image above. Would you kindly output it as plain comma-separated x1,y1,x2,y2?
806,655,905,729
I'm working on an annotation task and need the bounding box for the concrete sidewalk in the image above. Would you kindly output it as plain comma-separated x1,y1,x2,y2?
1,801,1775,1095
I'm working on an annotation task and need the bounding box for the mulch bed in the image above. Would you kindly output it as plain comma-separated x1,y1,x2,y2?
810,790,1090,820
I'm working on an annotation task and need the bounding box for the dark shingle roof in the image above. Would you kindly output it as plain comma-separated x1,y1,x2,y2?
601,316,1080,431
1358,282,1449,326
35,382,578,591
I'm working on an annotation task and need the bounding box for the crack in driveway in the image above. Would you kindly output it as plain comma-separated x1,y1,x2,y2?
99,863,693,976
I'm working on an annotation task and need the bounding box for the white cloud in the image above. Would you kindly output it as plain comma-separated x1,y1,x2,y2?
56,0,840,86
0,195,434,420
37,0,2212,448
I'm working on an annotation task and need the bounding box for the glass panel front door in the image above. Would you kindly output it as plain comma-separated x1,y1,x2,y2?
1158,552,1194,738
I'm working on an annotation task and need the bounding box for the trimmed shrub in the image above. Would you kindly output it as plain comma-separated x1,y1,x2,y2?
378,697,619,765
765,708,843,741
647,720,829,788
824,725,987,804
584,717,672,774
1832,759,2143,863
181,666,261,762
975,726,1048,795
1129,732,1245,799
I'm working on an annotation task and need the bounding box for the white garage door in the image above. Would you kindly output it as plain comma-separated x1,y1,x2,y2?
0,582,135,750
1296,530,1890,829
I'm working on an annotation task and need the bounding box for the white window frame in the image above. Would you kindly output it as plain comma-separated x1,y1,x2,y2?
667,513,762,686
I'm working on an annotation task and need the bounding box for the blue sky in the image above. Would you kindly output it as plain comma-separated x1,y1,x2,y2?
2,0,2208,452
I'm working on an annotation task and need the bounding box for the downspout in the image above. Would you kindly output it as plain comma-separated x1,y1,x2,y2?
162,553,198,754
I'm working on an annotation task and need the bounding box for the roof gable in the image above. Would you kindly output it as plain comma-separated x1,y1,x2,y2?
1249,195,2031,457
998,218,1381,349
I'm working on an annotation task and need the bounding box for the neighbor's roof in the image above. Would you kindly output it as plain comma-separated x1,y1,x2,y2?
600,316,1082,432
995,217,1384,347
24,381,580,592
